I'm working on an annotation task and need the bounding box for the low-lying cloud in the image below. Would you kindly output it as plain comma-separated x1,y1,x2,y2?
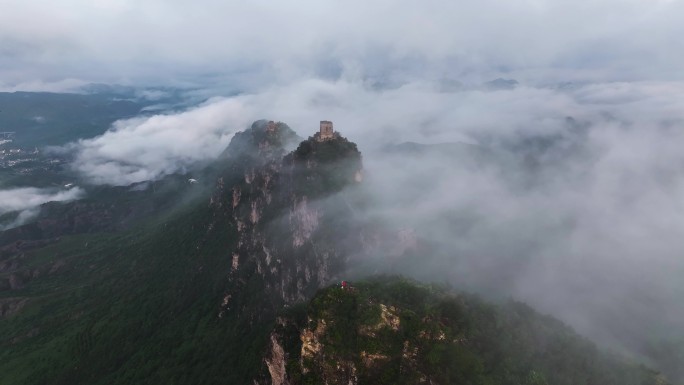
0,186,84,215
69,98,251,185
0,187,84,230
65,76,684,376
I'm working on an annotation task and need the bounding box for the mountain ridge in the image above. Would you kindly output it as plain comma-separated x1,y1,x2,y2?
0,120,672,384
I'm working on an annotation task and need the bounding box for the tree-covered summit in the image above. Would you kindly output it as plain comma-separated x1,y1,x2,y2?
285,132,363,198
261,276,668,385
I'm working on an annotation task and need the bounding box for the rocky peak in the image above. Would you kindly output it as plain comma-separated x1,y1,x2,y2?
219,120,300,162
209,121,364,323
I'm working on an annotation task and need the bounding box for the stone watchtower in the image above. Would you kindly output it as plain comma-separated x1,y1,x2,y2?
319,120,334,141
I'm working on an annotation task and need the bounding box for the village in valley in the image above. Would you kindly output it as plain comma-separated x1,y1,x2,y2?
0,132,66,180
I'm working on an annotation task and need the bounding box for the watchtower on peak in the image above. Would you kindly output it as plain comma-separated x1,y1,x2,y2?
318,120,334,141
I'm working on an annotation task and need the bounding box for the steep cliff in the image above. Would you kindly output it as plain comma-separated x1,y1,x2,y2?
209,120,363,322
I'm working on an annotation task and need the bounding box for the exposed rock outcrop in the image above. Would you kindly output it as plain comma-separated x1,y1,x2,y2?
265,333,289,385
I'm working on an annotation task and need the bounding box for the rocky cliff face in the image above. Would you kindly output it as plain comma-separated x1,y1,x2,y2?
256,281,461,385
208,120,363,323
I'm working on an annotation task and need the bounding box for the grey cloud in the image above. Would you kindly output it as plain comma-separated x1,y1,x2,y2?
0,207,40,231
325,81,684,368
0,187,85,230
70,78,684,186
69,98,252,185
150,77,684,372
0,78,88,93
0,186,84,215
1,1,683,88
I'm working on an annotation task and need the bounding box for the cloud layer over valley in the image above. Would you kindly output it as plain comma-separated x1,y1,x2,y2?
65,78,682,376
0,187,84,230
68,98,247,185
4,0,684,379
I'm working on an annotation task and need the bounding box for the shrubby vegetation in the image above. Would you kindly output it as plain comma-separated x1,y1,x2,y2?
281,277,667,385
287,134,362,198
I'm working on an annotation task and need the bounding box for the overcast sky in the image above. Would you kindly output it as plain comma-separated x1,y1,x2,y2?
1,0,683,90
